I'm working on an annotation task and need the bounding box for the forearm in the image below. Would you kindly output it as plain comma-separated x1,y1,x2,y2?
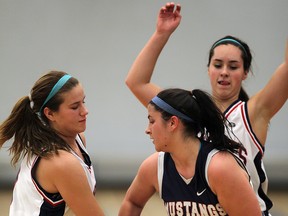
118,201,143,216
125,2,181,107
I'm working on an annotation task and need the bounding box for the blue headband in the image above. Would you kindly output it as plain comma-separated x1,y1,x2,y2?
212,38,248,57
38,74,72,114
151,96,194,122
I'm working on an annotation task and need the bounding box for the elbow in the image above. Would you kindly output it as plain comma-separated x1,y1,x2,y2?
125,77,130,88
125,77,135,92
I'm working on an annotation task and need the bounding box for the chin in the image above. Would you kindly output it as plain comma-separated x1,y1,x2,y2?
154,148,161,152
154,146,163,152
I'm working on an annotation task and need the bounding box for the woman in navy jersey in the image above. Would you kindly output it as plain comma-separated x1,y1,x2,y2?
124,2,288,215
0,71,104,216
119,87,261,215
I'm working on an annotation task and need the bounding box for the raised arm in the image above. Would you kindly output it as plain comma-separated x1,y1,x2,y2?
125,2,182,107
248,39,288,144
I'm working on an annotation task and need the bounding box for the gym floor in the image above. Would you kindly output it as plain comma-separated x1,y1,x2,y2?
1,187,288,215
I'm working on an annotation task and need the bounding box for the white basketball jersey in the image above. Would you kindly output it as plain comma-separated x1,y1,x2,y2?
9,135,96,216
225,100,272,212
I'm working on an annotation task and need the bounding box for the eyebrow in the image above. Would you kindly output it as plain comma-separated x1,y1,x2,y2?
68,95,86,106
214,59,240,63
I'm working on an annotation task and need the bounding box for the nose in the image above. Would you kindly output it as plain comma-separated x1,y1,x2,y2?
81,104,89,116
145,127,151,135
220,65,229,76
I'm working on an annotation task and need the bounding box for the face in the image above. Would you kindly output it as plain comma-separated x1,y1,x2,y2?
208,44,248,102
145,104,170,152
45,83,88,137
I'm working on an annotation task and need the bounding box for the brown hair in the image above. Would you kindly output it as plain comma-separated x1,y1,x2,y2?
0,71,79,166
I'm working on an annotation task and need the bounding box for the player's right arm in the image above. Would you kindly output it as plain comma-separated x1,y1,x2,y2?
118,153,159,216
125,2,182,107
37,150,105,216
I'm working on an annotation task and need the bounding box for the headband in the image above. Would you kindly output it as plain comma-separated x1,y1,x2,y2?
38,74,72,114
151,96,194,122
212,38,248,57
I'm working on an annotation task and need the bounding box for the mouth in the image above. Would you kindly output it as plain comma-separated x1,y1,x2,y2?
218,80,230,86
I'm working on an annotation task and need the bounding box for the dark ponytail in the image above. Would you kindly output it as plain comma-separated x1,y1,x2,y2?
239,87,249,102
151,88,242,153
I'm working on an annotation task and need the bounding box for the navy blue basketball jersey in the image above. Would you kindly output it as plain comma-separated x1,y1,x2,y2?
157,141,243,216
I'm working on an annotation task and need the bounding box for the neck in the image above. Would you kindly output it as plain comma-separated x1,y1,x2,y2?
57,132,77,148
213,96,239,113
170,138,201,179
170,137,201,166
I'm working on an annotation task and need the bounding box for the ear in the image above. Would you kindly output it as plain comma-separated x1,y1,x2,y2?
43,107,56,122
169,116,180,131
207,68,211,77
242,71,248,80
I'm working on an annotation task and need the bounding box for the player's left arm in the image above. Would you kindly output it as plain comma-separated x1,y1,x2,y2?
208,151,261,216
248,39,288,144
249,39,288,122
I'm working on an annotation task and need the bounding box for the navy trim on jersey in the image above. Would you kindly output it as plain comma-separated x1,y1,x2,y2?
241,102,264,155
31,157,66,215
255,153,273,210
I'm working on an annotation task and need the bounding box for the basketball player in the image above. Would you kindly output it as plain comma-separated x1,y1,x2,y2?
0,71,104,216
119,88,261,215
124,2,288,215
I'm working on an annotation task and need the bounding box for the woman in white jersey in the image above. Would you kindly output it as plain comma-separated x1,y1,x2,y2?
0,71,104,216
124,2,288,215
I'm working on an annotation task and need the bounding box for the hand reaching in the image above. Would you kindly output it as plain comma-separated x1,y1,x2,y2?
156,2,182,36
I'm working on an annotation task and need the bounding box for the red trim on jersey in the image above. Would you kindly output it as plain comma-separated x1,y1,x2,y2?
225,101,264,157
225,101,242,118
240,104,264,156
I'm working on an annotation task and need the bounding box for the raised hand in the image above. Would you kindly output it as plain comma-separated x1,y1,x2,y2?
156,2,182,35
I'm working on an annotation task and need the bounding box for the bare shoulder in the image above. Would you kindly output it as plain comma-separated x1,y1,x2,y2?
139,152,159,173
207,151,248,192
208,151,242,176
207,151,261,215
36,150,84,193
47,149,79,165
137,152,159,188
40,150,84,177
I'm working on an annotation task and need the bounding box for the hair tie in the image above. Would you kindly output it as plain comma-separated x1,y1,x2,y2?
28,93,34,109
